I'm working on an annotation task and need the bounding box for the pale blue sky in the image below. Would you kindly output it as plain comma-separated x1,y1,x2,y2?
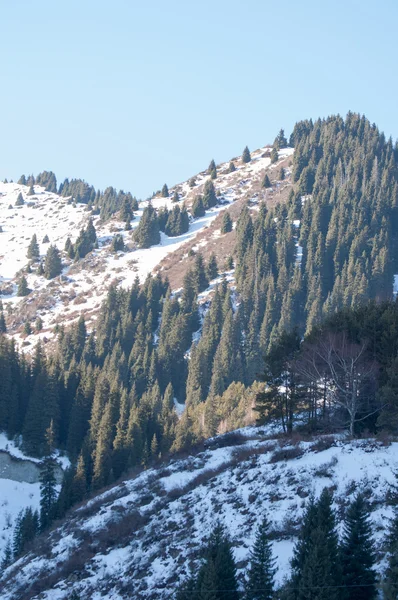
0,0,396,198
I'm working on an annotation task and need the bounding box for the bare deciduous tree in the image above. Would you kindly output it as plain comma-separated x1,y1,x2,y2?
296,332,379,435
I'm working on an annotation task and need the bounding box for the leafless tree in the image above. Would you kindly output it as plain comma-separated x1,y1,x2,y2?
296,331,379,435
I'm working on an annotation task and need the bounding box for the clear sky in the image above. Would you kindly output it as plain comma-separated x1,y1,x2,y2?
0,0,397,199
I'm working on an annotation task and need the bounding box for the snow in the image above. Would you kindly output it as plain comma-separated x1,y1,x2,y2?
2,429,397,600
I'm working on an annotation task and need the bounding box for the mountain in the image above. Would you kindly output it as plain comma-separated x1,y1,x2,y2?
1,113,398,598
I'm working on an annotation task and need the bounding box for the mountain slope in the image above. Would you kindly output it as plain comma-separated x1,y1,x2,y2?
1,427,395,600
0,147,293,349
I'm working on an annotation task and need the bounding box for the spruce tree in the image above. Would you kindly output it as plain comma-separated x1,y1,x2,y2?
27,185,35,196
27,234,40,259
15,192,24,206
242,146,251,163
203,180,217,209
133,203,160,248
17,276,29,297
270,147,278,164
39,421,58,530
262,174,272,189
161,183,169,197
228,161,236,173
44,245,62,279
340,493,377,600
207,254,219,281
221,211,233,234
1,539,12,569
246,516,276,600
192,253,209,293
208,159,217,179
0,311,6,333
192,195,206,218
383,509,398,600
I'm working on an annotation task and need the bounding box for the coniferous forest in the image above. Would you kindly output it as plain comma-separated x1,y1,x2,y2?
2,113,398,593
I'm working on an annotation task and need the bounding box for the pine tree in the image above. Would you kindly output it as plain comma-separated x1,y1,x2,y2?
208,159,217,179
44,245,62,279
39,421,58,531
192,253,209,293
383,509,398,600
270,147,278,164
228,161,236,173
242,146,251,163
17,276,29,297
262,174,272,189
203,180,217,209
161,183,169,197
279,167,285,180
273,129,288,149
221,211,233,234
207,254,218,281
133,203,160,248
27,234,40,259
192,195,206,218
15,192,24,206
340,493,377,600
0,311,6,333
246,516,276,600
1,538,12,569
42,234,50,243
27,185,35,196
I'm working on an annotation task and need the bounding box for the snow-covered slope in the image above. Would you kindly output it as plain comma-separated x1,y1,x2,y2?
0,434,68,560
1,427,395,600
0,147,293,349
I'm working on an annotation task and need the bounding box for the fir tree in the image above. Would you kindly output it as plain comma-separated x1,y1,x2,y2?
27,234,40,259
203,180,217,209
383,509,398,600
207,254,219,281
273,129,288,149
17,276,29,297
15,192,24,206
208,159,217,179
161,183,169,198
0,311,6,333
42,234,50,243
262,174,272,189
228,161,236,173
246,516,276,600
1,538,12,569
340,493,377,600
270,147,278,164
192,195,206,218
44,245,62,279
27,185,35,196
39,421,58,530
192,253,209,293
133,203,160,248
242,146,251,163
221,211,233,234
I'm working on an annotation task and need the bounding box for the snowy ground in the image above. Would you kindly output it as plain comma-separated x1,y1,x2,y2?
0,433,68,557
0,147,291,350
1,429,396,599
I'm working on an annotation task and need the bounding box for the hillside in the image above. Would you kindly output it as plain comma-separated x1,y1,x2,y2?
0,146,293,349
0,426,396,599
